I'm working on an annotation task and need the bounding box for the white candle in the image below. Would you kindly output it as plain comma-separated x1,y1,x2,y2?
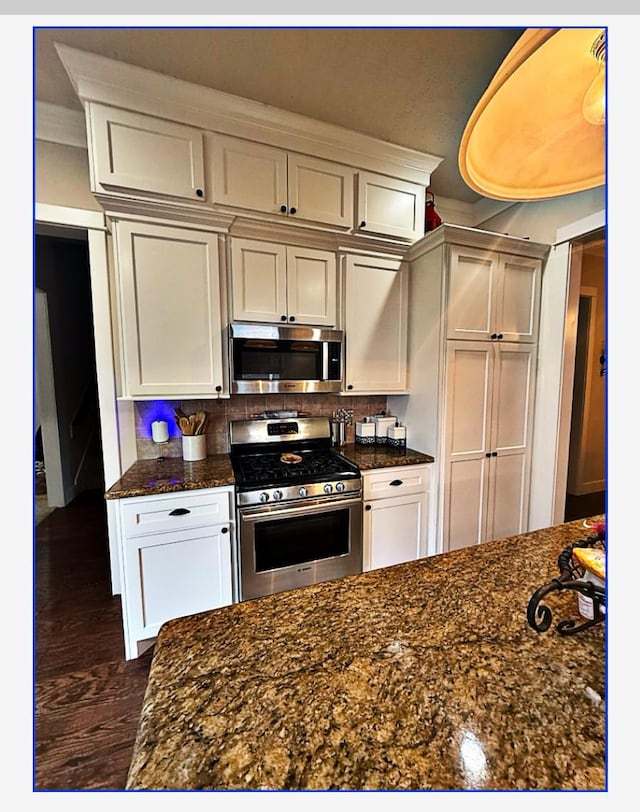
151,420,169,443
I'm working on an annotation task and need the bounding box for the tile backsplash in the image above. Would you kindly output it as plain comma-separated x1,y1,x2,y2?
135,394,389,459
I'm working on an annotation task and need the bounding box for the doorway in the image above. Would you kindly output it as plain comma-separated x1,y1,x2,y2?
35,231,104,511
564,231,606,522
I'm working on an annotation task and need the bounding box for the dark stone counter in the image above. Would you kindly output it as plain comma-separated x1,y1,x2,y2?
126,516,605,790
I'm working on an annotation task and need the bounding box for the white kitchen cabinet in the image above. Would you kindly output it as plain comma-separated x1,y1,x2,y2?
114,220,226,398
387,224,549,556
342,253,408,393
442,340,536,552
362,465,430,571
446,245,541,343
230,237,336,326
88,103,206,202
356,171,425,242
118,486,235,659
209,134,354,229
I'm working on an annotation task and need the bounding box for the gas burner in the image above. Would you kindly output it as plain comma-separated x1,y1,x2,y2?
229,416,361,506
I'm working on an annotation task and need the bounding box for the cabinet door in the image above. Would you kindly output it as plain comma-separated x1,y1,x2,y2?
343,254,408,393
287,154,354,228
446,246,499,340
286,246,336,326
115,221,224,397
356,171,425,241
363,493,426,571
495,254,541,343
123,525,233,645
209,134,288,215
442,341,494,552
89,103,205,201
485,343,536,540
230,238,288,323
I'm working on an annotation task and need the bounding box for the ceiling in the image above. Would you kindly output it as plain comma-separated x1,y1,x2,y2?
34,25,527,204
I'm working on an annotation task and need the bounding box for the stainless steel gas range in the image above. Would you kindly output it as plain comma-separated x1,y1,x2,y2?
229,416,362,601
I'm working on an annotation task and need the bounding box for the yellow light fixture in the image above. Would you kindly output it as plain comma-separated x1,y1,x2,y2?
458,28,606,201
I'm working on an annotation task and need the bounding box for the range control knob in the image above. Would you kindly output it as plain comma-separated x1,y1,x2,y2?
298,486,308,498
273,490,283,501
259,492,270,503
323,483,333,494
335,482,345,493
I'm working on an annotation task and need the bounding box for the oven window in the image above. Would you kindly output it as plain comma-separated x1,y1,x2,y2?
254,508,350,572
233,339,322,381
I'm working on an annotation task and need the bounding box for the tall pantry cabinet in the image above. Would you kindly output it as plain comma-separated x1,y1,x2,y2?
388,225,550,555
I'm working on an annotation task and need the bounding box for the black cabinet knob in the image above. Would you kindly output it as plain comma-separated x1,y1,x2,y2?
359,220,366,228
365,504,372,511
485,452,492,458
281,315,287,321
195,188,204,198
497,333,504,340
289,315,296,322
492,451,498,457
347,384,353,390
289,207,297,215
215,385,222,392
491,333,498,340
280,204,287,213
221,526,229,534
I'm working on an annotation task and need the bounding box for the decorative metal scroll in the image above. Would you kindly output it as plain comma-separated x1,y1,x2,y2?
526,536,606,636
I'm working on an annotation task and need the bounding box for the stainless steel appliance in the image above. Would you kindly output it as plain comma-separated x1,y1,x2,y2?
230,416,362,600
229,322,343,394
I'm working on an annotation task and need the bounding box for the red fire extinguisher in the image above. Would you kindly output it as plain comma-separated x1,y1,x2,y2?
425,190,442,232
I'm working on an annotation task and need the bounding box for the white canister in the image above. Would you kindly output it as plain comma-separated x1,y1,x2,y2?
355,421,376,445
387,424,407,448
182,434,206,461
374,416,397,445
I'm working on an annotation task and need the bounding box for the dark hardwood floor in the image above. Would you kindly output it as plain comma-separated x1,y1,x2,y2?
35,488,153,790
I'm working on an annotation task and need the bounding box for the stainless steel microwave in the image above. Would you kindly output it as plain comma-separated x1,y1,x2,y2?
229,322,344,394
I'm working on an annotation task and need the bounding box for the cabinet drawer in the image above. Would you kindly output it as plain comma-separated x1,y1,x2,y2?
363,465,429,501
121,490,232,537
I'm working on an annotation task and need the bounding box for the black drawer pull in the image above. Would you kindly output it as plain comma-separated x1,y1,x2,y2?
169,508,191,516
389,479,403,487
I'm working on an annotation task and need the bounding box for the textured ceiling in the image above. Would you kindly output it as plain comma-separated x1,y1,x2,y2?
34,26,526,204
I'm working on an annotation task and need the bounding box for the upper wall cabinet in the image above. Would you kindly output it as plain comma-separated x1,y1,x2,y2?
342,253,408,394
114,220,226,398
208,134,354,229
356,172,425,242
230,238,336,327
87,103,206,202
446,245,542,343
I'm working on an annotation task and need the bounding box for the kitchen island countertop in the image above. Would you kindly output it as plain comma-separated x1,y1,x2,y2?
126,516,605,791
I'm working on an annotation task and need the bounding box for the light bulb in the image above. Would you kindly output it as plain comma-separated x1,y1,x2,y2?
583,31,606,126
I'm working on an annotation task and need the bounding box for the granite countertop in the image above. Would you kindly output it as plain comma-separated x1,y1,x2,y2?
105,445,433,499
339,443,434,470
126,517,605,791
104,454,235,499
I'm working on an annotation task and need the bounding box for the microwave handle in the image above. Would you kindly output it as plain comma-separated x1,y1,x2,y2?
322,341,329,381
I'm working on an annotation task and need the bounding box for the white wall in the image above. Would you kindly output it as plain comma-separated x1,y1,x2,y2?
36,141,102,212
476,187,605,245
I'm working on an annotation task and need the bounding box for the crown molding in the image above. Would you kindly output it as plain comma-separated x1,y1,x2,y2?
54,42,443,186
35,101,87,149
405,222,550,262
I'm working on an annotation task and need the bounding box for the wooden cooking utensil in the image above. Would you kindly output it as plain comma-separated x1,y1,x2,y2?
179,416,192,435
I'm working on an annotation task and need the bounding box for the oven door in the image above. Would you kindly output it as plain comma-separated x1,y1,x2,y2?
238,496,362,600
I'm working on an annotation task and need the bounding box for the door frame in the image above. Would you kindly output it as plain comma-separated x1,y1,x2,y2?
35,203,130,595
528,209,605,529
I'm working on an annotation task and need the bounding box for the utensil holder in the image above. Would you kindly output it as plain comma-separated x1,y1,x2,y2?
182,434,206,461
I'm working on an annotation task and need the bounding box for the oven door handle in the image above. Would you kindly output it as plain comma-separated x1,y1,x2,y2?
239,495,362,521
